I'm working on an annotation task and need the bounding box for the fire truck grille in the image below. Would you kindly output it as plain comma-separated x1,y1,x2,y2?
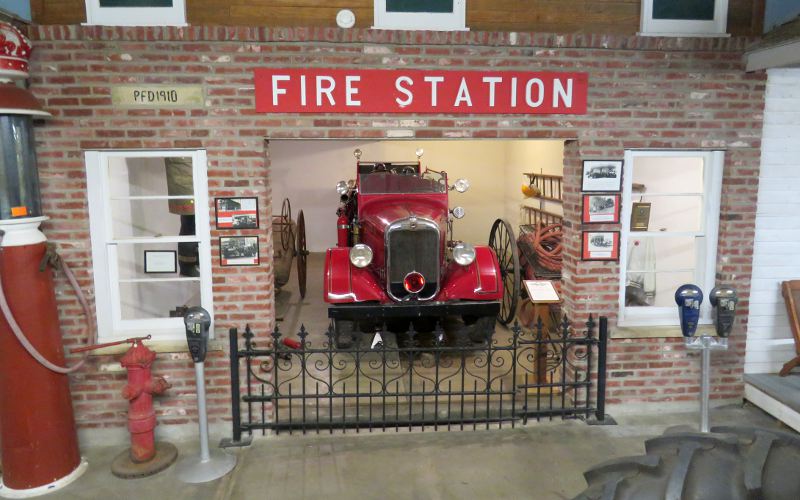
386,223,439,301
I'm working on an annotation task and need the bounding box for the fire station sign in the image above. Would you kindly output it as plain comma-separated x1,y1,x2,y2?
254,69,588,115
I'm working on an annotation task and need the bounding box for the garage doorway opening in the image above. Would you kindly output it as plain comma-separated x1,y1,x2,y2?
268,138,566,335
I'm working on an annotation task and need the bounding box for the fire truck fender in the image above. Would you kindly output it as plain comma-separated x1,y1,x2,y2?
324,247,387,303
437,246,503,302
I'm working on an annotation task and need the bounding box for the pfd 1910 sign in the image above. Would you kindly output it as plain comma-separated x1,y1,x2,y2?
254,68,588,115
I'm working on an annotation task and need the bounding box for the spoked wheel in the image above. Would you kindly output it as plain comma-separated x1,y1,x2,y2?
280,198,293,251
296,210,308,299
489,218,521,325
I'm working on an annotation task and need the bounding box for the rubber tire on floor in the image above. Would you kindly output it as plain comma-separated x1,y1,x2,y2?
573,426,800,500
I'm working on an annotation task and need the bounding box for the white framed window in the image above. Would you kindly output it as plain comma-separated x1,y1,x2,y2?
640,0,728,37
85,150,213,341
617,150,724,327
84,0,187,27
373,0,467,31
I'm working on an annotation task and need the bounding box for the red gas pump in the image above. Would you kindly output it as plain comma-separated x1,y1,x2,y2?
0,22,88,496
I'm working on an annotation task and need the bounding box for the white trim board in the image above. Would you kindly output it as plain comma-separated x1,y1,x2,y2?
744,383,800,432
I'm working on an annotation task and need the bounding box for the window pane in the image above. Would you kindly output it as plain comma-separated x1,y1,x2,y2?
386,0,453,13
632,156,703,194
108,156,193,198
652,0,714,21
627,236,698,273
626,236,699,307
120,281,200,320
635,195,703,233
111,199,196,238
625,271,695,308
99,0,173,7
116,242,203,279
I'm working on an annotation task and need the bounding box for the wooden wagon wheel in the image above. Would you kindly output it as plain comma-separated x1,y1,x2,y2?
296,210,308,299
489,218,521,325
280,198,293,251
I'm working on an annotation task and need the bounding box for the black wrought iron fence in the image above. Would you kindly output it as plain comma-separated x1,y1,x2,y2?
224,315,609,442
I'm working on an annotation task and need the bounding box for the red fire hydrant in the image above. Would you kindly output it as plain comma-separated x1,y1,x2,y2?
71,335,178,478
120,338,170,463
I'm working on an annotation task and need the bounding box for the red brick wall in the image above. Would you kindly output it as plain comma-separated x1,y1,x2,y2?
26,25,764,429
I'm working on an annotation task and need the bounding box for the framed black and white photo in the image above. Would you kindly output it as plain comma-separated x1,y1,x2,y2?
220,236,260,266
581,160,623,192
215,197,259,230
581,231,620,261
144,250,177,273
582,194,621,224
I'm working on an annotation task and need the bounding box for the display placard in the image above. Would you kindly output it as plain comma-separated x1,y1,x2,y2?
215,197,259,230
111,85,204,107
582,194,621,224
524,280,561,303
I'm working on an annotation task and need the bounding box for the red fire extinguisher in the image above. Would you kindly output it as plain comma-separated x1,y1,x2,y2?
337,210,350,247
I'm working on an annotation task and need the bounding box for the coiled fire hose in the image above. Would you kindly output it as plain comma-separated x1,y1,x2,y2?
0,230,94,374
532,223,563,272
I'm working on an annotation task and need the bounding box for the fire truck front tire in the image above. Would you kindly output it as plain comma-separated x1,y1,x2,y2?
573,427,800,500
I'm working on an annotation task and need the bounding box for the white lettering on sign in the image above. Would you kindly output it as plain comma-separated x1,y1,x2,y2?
554,78,573,108
454,77,472,107
316,76,336,106
300,75,307,106
346,75,361,106
272,75,289,106
525,78,544,108
395,76,413,107
482,76,502,107
424,76,444,106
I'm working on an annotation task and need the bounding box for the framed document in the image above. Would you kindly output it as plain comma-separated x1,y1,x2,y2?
220,236,260,266
215,197,259,230
144,250,177,273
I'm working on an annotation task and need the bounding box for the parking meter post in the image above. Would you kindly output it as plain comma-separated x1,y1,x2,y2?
700,342,711,433
176,307,237,483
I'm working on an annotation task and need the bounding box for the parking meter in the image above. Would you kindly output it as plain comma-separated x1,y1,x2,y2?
710,287,738,338
184,307,211,363
675,284,703,338
176,307,236,483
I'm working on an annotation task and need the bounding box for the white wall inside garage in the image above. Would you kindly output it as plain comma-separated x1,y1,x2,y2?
269,139,564,252
745,68,800,374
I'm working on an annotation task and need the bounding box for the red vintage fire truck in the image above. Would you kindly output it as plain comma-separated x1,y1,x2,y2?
324,149,515,347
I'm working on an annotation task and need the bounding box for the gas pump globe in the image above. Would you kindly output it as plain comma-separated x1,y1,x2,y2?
0,21,87,497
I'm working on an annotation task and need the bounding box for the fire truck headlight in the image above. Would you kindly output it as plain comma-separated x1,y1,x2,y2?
349,244,373,268
453,178,470,193
453,242,476,266
336,180,348,195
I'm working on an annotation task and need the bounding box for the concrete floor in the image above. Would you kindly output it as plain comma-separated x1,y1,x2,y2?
42,403,787,500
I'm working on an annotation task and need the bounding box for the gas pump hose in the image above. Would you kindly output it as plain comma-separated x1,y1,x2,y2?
0,231,93,374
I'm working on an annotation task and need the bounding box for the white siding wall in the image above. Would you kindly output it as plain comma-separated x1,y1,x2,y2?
745,68,800,374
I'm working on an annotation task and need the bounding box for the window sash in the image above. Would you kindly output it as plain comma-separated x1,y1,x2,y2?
86,149,212,341
84,0,186,26
618,150,723,327
373,0,467,31
639,0,728,36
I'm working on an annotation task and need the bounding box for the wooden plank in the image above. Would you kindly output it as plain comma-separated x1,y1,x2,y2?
31,0,762,37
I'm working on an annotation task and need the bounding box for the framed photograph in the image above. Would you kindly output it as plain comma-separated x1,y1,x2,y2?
215,197,259,230
581,231,620,261
630,202,652,231
220,236,260,266
581,160,623,192
144,250,177,273
582,194,621,224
